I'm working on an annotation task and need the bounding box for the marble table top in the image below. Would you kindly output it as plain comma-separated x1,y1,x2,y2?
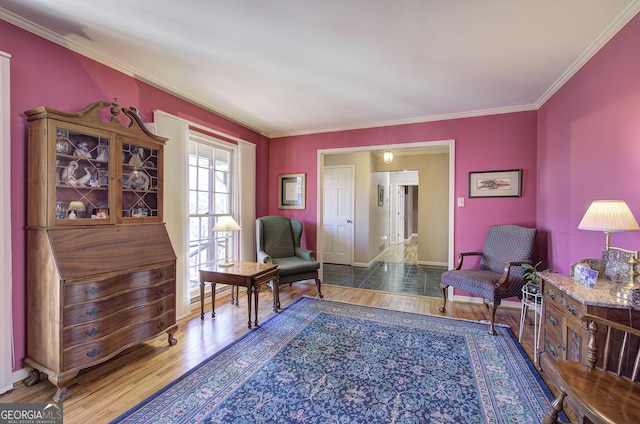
538,272,640,311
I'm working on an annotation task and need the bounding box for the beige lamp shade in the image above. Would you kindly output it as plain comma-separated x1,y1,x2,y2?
211,215,241,232
578,200,639,232
67,201,86,212
578,200,639,250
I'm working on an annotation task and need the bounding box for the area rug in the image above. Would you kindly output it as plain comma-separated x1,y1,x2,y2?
111,296,559,423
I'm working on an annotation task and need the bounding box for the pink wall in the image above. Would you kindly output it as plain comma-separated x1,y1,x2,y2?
537,13,640,273
270,111,538,257
0,20,267,371
5,9,639,375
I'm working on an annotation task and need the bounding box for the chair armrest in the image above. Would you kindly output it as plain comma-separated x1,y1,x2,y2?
295,247,315,262
453,251,483,270
257,250,272,264
493,260,533,288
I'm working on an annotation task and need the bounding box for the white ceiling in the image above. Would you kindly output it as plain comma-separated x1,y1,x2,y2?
1,0,639,137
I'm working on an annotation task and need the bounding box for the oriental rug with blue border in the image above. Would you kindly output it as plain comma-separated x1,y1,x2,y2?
111,296,560,423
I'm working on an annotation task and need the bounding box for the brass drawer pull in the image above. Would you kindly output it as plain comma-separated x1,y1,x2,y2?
86,348,101,358
85,327,100,337
548,344,558,357
547,291,556,300
156,271,165,279
157,288,164,296
86,307,100,317
157,321,165,329
566,304,578,316
157,305,165,313
548,315,557,326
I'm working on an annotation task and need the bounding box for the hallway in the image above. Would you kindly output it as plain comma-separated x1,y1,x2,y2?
323,237,446,297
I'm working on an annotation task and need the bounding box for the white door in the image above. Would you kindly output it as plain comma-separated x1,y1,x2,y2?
323,166,354,264
397,186,406,243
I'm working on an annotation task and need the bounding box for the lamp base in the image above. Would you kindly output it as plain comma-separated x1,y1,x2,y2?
218,262,235,268
610,283,639,300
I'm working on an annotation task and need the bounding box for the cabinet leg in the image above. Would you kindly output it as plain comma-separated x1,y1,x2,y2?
24,368,41,387
167,326,178,346
48,371,78,403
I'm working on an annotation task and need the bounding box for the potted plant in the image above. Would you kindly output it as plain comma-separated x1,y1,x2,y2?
522,261,548,297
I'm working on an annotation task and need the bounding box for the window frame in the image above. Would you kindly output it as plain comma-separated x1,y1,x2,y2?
187,131,238,298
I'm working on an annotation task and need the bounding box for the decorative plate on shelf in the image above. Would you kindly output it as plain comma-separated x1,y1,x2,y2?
128,171,150,190
56,139,69,154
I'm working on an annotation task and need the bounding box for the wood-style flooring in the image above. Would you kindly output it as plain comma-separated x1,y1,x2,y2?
0,280,546,424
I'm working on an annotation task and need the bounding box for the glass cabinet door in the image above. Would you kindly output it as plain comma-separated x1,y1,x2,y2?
120,139,161,222
55,126,112,223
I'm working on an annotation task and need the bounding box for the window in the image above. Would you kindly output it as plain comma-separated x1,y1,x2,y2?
188,133,236,296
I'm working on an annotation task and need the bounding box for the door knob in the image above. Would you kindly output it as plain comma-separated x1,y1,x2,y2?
347,220,352,223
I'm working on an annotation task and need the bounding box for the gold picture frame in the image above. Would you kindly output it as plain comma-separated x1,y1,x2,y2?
278,173,306,209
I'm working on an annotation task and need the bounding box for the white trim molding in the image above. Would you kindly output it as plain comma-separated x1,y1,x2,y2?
1,50,13,394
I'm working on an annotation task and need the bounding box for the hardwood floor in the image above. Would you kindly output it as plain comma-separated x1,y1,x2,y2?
1,282,544,423
377,236,418,263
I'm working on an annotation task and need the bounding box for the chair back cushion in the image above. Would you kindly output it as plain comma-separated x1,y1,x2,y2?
479,225,537,279
257,216,295,258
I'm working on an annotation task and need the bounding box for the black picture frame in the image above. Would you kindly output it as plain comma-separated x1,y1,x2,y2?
278,173,306,209
469,169,522,198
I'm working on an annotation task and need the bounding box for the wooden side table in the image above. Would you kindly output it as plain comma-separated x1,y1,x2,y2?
199,262,280,329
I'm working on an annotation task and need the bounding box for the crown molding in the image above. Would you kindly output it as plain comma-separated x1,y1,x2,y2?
3,2,639,140
536,1,640,108
0,8,269,137
270,104,537,138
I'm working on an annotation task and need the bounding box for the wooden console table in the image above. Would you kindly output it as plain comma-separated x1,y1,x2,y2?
200,262,280,329
538,272,640,422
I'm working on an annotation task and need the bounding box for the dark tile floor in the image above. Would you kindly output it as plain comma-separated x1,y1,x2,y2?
322,261,447,297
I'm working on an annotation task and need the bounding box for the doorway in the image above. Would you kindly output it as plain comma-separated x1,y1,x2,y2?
317,139,455,275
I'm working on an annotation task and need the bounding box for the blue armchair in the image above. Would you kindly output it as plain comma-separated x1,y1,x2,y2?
256,216,323,298
439,224,537,335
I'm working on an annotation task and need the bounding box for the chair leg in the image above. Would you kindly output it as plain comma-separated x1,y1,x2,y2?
542,391,566,424
315,278,323,298
488,300,498,335
439,286,447,312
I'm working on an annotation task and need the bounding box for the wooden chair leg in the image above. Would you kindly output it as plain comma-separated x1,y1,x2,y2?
439,286,448,312
315,278,323,298
488,300,498,335
542,392,566,424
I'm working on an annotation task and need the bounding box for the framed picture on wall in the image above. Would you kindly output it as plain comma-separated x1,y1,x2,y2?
469,169,522,198
278,173,306,209
378,184,384,206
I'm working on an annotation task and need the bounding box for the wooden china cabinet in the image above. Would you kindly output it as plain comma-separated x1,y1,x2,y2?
23,100,178,402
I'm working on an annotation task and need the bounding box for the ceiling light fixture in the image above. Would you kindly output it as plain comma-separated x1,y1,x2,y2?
383,150,393,164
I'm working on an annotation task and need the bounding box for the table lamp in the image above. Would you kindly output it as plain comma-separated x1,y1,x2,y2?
578,200,639,250
211,215,242,267
67,201,86,219
578,200,640,299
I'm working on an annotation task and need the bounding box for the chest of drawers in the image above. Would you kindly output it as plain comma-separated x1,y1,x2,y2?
24,225,177,402
539,272,640,422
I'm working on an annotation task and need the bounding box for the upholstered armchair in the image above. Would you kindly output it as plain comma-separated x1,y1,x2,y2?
439,224,537,335
256,216,323,298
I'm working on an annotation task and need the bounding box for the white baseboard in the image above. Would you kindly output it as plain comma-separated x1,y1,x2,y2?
3,367,29,392
452,294,522,310
417,260,448,267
